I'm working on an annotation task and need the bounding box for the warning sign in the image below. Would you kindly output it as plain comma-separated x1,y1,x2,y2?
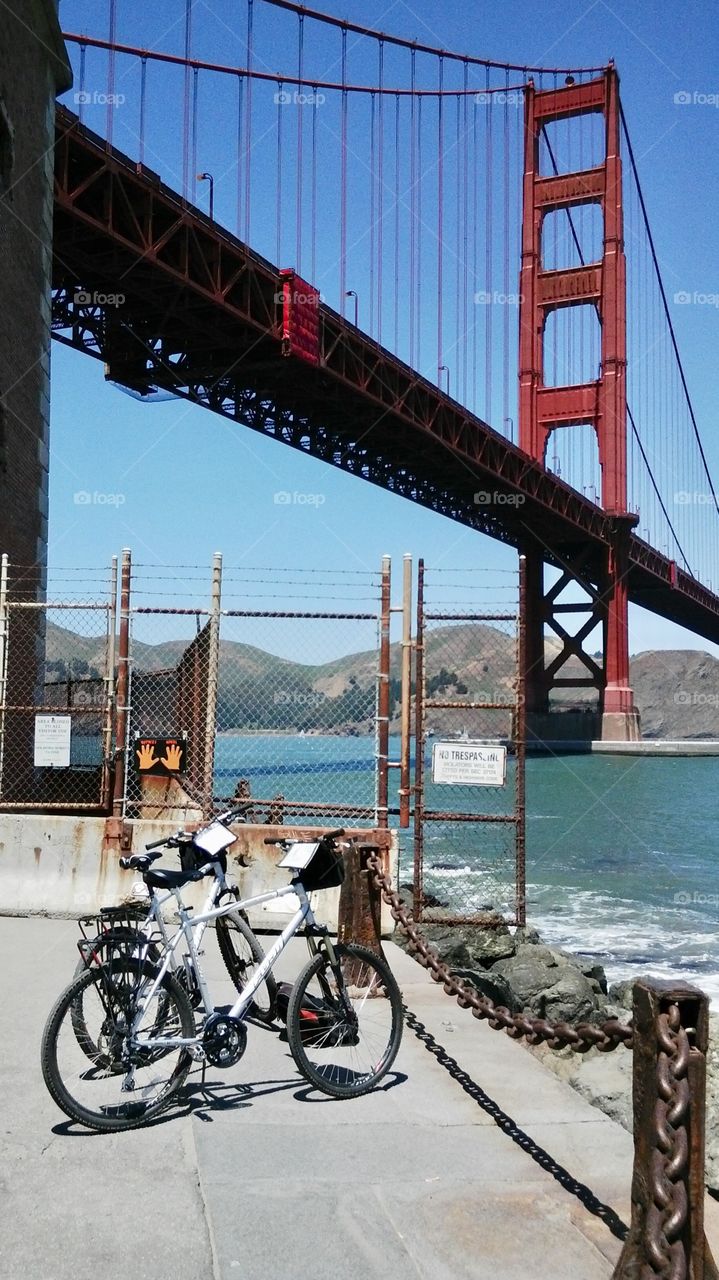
431,742,507,787
34,715,72,767
134,736,187,777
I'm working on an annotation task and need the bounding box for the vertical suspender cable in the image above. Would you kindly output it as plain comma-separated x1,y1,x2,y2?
340,29,348,315
276,81,283,264
454,94,461,399
437,56,444,385
377,41,385,345
484,66,493,420
472,80,478,416
503,67,510,435
394,93,401,355
236,76,244,235
78,41,87,123
417,95,423,371
409,50,417,368
369,91,376,335
311,83,318,284
296,13,304,274
182,0,192,200
107,0,117,146
462,63,469,408
191,67,199,205
244,0,254,243
139,56,147,167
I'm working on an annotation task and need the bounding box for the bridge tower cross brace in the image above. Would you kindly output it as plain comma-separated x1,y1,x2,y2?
518,66,640,742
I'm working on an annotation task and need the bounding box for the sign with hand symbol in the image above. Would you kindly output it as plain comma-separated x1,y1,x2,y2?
134,735,187,776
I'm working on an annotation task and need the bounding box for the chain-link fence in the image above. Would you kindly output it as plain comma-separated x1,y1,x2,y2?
409,563,525,925
0,558,116,809
118,559,391,825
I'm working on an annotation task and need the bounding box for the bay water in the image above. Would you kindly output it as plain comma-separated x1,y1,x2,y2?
215,735,719,1000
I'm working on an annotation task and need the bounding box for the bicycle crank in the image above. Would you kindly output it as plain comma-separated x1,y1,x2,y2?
202,1013,247,1068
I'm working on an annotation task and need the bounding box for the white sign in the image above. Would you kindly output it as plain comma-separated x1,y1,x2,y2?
431,741,507,787
34,715,72,768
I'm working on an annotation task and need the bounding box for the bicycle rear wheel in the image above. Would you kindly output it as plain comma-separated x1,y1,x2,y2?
287,943,403,1098
216,910,277,1023
42,962,195,1132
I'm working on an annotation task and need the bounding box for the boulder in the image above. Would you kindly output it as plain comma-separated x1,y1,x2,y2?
491,943,601,1023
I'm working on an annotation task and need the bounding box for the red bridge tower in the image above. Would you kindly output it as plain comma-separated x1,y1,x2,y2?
518,66,640,742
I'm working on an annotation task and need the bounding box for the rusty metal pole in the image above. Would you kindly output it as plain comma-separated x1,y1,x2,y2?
203,552,222,817
102,554,118,809
376,554,391,829
112,548,131,819
399,552,412,829
612,979,718,1280
412,558,425,922
515,555,527,926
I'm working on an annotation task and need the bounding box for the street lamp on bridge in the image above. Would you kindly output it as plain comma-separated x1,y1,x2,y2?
197,171,215,221
438,364,450,396
345,289,358,327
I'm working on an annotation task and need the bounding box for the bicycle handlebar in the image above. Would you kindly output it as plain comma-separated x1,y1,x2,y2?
119,851,162,871
143,807,248,853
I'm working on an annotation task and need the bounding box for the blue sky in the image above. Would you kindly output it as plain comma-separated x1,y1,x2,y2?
51,0,719,658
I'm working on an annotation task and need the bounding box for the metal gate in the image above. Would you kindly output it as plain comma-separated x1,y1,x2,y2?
411,559,526,925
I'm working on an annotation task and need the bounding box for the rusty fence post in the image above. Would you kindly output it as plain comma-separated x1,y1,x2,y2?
376,554,391,829
399,551,413,829
337,839,384,960
112,547,131,819
203,551,222,817
612,979,718,1280
412,558,425,923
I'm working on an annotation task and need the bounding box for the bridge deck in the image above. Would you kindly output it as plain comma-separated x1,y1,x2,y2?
51,106,719,645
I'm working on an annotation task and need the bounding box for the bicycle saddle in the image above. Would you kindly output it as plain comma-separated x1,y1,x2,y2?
144,867,206,890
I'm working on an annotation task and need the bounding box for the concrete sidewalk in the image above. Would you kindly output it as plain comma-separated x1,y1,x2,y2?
3,916,718,1280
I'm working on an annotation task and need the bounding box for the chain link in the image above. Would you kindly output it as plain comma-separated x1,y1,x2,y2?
368,853,634,1053
645,1003,691,1279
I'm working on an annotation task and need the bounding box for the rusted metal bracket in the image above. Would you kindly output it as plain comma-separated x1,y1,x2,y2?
102,816,132,853
612,980,717,1279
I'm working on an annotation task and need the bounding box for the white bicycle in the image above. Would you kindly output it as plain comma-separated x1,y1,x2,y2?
41,815,403,1132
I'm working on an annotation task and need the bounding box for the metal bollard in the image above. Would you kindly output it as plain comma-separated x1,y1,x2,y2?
612,979,718,1280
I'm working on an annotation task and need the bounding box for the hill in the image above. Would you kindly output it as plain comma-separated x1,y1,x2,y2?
42,620,719,739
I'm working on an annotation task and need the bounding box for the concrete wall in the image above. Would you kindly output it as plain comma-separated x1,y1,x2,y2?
0,813,398,934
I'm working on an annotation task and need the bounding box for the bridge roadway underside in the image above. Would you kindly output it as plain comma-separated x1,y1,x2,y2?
51,107,719,646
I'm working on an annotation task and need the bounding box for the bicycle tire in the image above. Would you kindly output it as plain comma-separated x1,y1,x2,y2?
287,942,403,1098
216,910,278,1023
42,961,195,1133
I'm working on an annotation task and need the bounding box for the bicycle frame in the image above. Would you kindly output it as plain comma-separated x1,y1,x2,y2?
129,879,326,1050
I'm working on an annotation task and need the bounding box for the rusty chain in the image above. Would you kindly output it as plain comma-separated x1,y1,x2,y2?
644,1003,691,1280
367,853,634,1053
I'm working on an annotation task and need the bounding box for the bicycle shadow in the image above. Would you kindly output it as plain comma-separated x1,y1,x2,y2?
50,1063,408,1135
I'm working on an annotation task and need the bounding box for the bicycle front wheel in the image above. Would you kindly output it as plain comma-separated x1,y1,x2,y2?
216,910,277,1023
287,943,403,1099
41,962,195,1132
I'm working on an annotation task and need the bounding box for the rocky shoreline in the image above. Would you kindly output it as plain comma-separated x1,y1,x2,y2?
394,903,719,1191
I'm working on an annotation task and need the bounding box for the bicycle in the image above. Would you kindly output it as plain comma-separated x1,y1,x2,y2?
71,807,277,1027
41,819,403,1132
